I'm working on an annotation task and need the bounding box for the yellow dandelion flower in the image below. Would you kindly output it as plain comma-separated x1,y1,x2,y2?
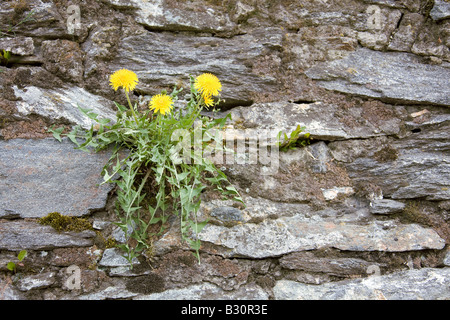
194,73,222,97
203,94,214,108
109,69,139,92
149,94,174,115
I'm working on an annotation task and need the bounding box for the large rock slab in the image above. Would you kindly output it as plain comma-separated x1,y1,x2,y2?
198,215,445,259
133,283,268,300
273,267,450,300
103,0,237,35
330,117,450,200
110,28,283,105
305,48,450,106
226,100,404,142
279,251,379,277
0,138,114,218
12,85,116,130
0,220,95,251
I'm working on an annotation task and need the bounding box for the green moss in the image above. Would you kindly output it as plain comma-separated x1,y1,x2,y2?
38,212,93,232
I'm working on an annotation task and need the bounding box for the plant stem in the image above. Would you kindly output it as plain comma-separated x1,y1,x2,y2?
125,90,140,124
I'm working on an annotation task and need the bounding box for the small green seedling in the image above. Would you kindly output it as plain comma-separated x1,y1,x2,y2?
0,50,11,66
6,250,27,273
277,125,311,152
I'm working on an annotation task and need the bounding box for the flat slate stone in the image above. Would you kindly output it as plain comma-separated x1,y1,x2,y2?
133,283,269,300
13,85,116,130
0,220,95,251
0,138,114,218
305,48,450,106
274,267,450,300
198,215,446,258
369,199,405,215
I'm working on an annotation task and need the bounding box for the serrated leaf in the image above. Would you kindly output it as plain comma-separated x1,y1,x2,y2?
49,126,64,142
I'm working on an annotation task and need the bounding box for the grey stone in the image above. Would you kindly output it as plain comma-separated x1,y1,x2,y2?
109,28,283,105
227,101,403,143
369,199,405,215
103,0,237,35
76,282,139,300
15,272,57,291
357,9,402,51
0,138,115,218
331,131,450,200
41,40,84,83
210,206,243,222
12,85,116,130
0,0,85,40
430,0,450,21
274,268,450,300
387,13,425,52
280,252,379,277
444,249,450,267
362,0,418,10
198,215,445,258
0,220,95,251
305,47,450,106
411,25,450,61
0,278,25,300
0,37,34,56
134,282,268,300
98,248,139,267
218,141,354,204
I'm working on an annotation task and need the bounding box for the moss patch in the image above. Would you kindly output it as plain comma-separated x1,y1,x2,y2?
38,212,93,232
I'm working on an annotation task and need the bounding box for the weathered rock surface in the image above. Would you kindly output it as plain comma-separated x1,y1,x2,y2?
329,120,450,200
369,199,405,215
110,28,283,105
0,37,34,56
274,268,450,300
103,0,238,35
198,215,445,258
0,138,114,218
430,0,450,21
12,85,116,130
279,251,379,277
0,220,95,251
134,282,269,300
15,272,57,292
305,48,450,106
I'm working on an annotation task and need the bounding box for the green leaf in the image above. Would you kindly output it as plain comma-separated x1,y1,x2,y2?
48,125,64,142
3,50,11,60
17,250,27,262
190,220,208,234
114,102,128,112
7,262,15,271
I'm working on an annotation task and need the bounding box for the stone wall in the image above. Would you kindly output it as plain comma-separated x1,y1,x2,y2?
0,0,449,300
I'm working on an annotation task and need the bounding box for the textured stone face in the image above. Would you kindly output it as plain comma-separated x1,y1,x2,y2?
305,48,450,106
273,268,450,300
109,28,283,104
0,138,114,218
0,220,95,250
197,216,446,258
